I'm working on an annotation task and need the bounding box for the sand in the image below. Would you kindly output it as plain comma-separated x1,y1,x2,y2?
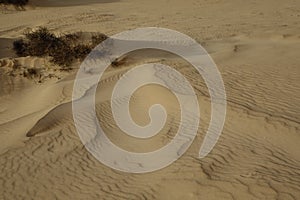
0,0,300,199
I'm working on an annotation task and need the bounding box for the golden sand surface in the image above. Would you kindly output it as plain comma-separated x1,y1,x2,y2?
0,0,299,199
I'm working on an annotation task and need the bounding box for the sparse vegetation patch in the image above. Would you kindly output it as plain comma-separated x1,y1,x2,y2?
0,0,28,10
13,27,108,68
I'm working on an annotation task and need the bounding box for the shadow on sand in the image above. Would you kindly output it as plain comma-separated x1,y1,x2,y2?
30,0,119,7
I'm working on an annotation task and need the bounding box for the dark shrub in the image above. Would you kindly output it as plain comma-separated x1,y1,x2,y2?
61,33,80,47
12,27,108,68
13,27,72,67
24,27,65,57
0,0,29,6
13,39,29,56
50,45,74,67
91,33,108,47
73,44,92,60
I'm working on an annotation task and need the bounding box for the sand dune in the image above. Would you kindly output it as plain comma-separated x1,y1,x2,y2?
0,0,300,199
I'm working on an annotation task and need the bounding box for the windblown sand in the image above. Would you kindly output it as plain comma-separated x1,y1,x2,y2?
0,0,299,199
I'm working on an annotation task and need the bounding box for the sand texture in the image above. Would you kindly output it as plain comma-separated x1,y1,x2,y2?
0,0,300,199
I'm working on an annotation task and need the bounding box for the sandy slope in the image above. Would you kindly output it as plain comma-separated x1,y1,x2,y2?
0,0,300,199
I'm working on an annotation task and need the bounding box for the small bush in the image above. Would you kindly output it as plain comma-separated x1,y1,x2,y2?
13,39,29,56
73,44,92,60
0,0,29,6
91,33,108,47
25,27,65,57
61,33,81,47
13,27,108,68
50,44,75,67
